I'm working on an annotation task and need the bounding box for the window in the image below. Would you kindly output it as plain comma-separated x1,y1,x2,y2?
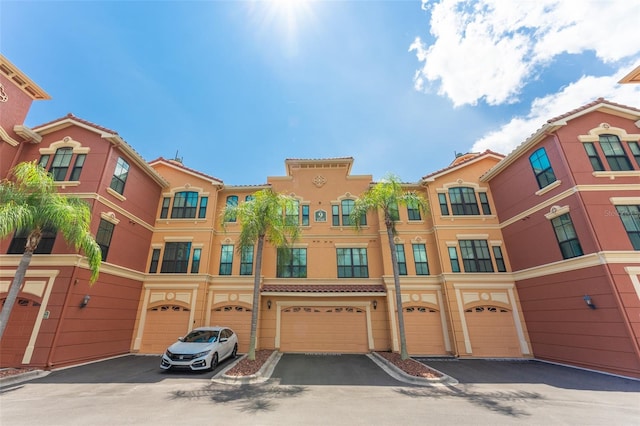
49,147,73,181
333,200,365,226
149,248,161,273
529,148,557,189
240,246,254,275
407,201,421,221
95,219,115,261
584,142,605,171
389,202,400,221
198,197,208,219
449,187,480,215
110,157,129,195
285,200,300,225
225,196,238,222
160,197,170,219
438,193,449,215
160,242,191,273
600,135,633,171
395,244,407,275
551,213,583,259
448,247,460,273
301,205,309,226
219,244,234,275
171,191,199,218
478,192,491,215
7,228,56,254
412,244,429,275
616,205,640,250
69,154,86,181
492,246,506,272
191,248,201,273
337,248,368,278
38,155,50,169
629,142,640,168
459,240,494,272
277,248,307,278
342,200,354,225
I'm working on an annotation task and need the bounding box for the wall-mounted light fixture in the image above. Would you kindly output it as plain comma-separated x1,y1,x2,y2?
267,300,272,310
583,295,596,309
80,294,91,308
372,300,377,310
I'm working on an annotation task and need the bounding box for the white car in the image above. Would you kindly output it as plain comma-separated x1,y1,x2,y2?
160,326,238,371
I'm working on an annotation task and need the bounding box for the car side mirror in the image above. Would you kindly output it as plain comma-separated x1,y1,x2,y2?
178,337,184,342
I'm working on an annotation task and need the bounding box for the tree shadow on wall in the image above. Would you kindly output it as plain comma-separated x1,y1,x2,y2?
396,385,544,418
171,382,307,414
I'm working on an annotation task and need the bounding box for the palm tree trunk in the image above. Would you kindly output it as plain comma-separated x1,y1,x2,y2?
0,251,33,341
387,225,409,360
247,235,265,361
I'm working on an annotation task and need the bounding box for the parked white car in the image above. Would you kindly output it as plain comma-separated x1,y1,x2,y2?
160,326,238,371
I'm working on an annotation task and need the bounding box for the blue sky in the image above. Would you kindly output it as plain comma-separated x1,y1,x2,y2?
2,0,639,185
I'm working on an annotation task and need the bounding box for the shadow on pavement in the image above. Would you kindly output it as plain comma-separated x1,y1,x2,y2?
171,383,307,413
416,359,640,392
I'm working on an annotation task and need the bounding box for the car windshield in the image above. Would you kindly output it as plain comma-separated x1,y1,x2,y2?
182,330,218,343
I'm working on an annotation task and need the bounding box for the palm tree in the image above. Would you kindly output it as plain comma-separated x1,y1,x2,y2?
222,188,301,360
0,161,102,340
350,174,428,360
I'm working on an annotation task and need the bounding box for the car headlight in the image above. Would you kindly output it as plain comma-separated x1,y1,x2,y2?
194,350,211,358
165,350,173,357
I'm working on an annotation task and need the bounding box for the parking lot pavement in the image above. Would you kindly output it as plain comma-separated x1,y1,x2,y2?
270,353,408,386
415,358,640,391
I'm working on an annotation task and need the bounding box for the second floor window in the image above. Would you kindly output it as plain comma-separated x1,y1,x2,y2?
395,244,407,275
459,240,494,272
49,148,73,181
337,248,368,278
277,248,307,278
240,246,254,275
529,147,557,189
110,157,129,195
412,244,429,275
171,191,198,218
616,205,640,250
551,213,583,259
407,201,422,221
95,219,115,261
160,242,191,273
219,244,234,275
7,228,56,255
225,196,238,222
332,199,366,226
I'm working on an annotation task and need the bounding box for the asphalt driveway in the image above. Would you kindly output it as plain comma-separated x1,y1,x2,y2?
270,353,406,386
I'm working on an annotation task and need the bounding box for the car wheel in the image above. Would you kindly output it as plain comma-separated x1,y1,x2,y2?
210,353,218,371
231,344,238,359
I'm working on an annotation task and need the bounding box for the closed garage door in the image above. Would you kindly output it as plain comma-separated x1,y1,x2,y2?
280,306,368,353
465,305,521,357
0,298,40,367
404,306,447,355
140,305,190,354
211,305,251,353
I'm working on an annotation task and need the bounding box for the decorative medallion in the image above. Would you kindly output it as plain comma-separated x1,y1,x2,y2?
0,84,7,102
312,175,327,188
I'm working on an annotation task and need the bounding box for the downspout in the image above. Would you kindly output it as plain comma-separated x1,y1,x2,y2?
46,264,79,368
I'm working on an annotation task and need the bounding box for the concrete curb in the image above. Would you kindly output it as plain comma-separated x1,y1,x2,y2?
212,351,282,385
0,369,51,388
367,352,458,387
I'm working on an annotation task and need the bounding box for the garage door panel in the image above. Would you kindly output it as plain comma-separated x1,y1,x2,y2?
0,298,40,367
211,305,251,353
465,306,521,357
404,306,447,355
281,306,367,353
140,305,190,354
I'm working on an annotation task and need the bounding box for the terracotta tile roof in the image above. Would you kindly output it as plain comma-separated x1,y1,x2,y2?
32,113,118,134
149,157,224,184
261,284,386,293
422,149,504,180
546,97,640,123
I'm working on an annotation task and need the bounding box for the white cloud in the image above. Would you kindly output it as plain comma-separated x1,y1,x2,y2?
411,0,640,107
471,69,640,155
